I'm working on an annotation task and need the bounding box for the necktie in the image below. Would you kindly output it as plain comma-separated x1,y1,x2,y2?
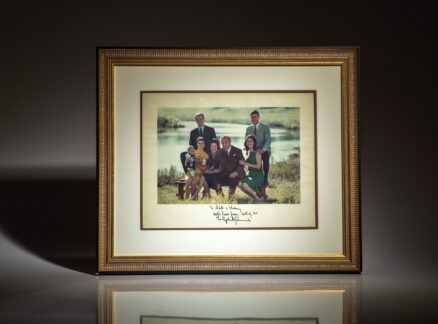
199,127,203,136
253,125,257,135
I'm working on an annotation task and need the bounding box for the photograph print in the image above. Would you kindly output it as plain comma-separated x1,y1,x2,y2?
157,107,300,205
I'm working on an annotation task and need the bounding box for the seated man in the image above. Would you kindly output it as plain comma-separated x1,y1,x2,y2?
214,136,245,198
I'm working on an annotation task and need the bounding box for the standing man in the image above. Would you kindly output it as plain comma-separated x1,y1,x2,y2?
215,136,245,199
189,113,216,154
245,110,271,196
181,112,217,173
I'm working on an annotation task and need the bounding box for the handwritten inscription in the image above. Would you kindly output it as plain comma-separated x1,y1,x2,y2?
209,205,258,225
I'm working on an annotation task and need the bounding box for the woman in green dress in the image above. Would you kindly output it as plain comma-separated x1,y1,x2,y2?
239,135,264,203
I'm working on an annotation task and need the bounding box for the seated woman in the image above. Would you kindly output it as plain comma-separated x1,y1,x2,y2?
238,135,264,203
191,137,210,200
203,139,222,195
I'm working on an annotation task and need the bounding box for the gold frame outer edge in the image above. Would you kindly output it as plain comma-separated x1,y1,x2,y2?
97,48,360,273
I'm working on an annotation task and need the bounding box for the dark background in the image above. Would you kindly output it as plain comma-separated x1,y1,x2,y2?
0,0,436,322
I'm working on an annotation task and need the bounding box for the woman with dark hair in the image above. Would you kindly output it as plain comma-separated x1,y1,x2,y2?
203,138,222,195
238,134,264,203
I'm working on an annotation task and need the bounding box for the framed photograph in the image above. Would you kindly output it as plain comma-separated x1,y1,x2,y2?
98,48,360,273
98,277,359,323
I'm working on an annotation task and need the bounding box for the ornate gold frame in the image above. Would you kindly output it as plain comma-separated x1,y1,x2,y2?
98,48,360,273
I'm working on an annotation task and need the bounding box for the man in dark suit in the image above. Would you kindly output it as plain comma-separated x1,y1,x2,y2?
181,113,217,173
214,136,245,198
189,113,217,154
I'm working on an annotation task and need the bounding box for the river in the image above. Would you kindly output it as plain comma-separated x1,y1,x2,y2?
157,121,299,170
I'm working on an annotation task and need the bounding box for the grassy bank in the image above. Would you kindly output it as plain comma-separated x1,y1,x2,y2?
157,165,185,187
269,153,300,181
157,153,300,204
157,179,300,204
157,116,184,132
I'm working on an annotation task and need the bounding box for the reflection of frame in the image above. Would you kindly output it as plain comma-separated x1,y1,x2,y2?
98,278,359,323
98,48,360,273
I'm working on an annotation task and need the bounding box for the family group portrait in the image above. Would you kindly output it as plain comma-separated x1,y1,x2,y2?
156,106,301,205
